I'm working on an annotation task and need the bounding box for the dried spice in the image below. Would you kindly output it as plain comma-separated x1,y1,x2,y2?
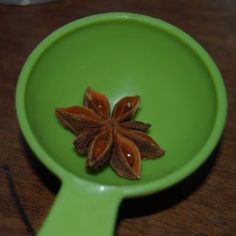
55,87,164,179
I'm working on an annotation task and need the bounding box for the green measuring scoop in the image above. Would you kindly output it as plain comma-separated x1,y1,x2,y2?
16,13,227,236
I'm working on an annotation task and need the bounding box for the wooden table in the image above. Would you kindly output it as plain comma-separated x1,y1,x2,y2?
0,1,235,235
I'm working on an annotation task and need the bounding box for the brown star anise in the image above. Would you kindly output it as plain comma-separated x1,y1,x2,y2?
55,87,164,179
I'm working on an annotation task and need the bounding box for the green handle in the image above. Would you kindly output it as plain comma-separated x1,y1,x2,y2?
37,179,122,236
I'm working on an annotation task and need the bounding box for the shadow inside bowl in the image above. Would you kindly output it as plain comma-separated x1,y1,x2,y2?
20,134,60,195
117,144,219,221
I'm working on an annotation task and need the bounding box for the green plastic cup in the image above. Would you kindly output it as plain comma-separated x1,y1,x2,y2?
16,13,227,236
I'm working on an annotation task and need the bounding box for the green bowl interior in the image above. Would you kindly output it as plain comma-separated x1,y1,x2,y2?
21,15,223,187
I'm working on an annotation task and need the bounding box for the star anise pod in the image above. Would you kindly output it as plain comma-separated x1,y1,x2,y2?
55,87,164,179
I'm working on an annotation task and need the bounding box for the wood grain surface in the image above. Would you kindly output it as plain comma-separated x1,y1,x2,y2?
0,1,235,235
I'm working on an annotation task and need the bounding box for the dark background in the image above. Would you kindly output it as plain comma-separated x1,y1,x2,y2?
0,1,235,235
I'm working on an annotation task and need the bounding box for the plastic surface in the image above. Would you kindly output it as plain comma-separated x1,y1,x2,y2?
37,179,121,236
16,13,227,236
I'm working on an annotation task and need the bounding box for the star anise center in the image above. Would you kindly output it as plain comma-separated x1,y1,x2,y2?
107,118,117,128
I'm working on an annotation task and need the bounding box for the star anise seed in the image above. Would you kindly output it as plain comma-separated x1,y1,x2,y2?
55,87,164,179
